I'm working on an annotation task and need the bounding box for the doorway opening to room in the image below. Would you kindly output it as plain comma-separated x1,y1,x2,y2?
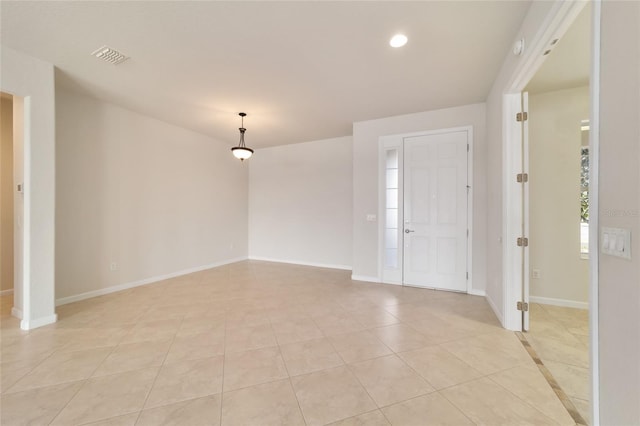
0,92,24,324
378,127,473,294
504,2,594,424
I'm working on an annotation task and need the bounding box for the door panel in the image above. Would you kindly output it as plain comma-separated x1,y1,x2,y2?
403,131,468,291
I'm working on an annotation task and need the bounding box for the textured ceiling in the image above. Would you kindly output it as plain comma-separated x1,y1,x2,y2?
1,1,532,148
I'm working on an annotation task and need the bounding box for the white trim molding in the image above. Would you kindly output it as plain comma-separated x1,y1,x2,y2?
529,296,589,310
56,257,248,306
468,289,486,297
248,256,351,271
21,313,57,330
351,275,381,283
11,307,23,319
0,289,14,296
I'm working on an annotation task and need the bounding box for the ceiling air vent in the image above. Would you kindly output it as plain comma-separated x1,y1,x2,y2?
91,46,129,65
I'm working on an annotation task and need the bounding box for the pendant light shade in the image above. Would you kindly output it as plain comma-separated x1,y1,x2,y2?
231,112,253,161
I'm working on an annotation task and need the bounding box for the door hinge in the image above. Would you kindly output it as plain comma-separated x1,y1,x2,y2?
466,229,469,237
467,143,470,152
517,301,529,312
517,237,529,247
466,272,469,280
516,173,528,183
516,112,528,122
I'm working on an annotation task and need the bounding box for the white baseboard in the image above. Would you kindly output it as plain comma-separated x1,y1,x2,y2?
21,313,57,330
468,289,486,297
248,256,352,271
11,307,22,319
56,257,248,306
0,289,14,296
529,296,589,310
486,293,504,326
351,274,381,283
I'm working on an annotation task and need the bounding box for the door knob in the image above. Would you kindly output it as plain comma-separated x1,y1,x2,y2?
405,229,415,233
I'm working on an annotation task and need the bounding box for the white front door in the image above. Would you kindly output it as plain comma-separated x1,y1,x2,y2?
402,131,468,291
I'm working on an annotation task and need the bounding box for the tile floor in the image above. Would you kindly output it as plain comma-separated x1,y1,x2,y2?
527,303,590,425
1,261,577,425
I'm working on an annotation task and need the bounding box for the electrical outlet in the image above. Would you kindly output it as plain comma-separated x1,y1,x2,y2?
532,269,541,279
110,262,118,271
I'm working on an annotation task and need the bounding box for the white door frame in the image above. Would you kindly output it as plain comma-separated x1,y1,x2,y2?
378,126,473,294
501,0,600,423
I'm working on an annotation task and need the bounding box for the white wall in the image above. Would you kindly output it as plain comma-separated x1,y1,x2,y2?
248,136,352,269
0,96,14,292
598,1,640,423
56,89,248,302
352,103,487,293
0,46,56,329
528,86,589,306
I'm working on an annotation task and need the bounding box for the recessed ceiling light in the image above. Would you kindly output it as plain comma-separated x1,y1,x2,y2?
389,34,408,48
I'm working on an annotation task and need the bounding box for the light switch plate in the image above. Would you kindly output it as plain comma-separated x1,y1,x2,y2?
366,214,377,222
601,227,631,260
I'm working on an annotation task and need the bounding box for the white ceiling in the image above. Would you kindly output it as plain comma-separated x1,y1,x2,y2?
1,1,531,148
526,3,590,94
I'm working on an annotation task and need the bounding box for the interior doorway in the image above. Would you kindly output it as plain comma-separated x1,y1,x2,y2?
1,93,15,303
523,4,592,422
504,2,593,424
379,127,472,293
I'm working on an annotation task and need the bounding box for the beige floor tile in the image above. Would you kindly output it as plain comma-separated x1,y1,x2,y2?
280,337,344,376
383,303,438,323
93,339,172,376
223,346,288,391
225,309,270,330
489,365,575,425
372,324,433,353
349,354,434,407
441,377,557,425
351,308,400,328
8,346,113,393
1,262,585,426
398,345,483,390
145,356,224,409
545,360,590,400
572,397,591,425
51,367,158,425
406,315,478,344
137,394,222,426
441,331,532,375
527,334,589,369
330,330,393,364
527,318,584,345
272,318,325,345
82,413,140,426
224,323,277,353
165,332,225,364
119,319,182,345
0,381,84,426
313,312,366,336
291,365,376,426
221,379,305,426
177,317,226,338
1,364,33,394
381,392,474,426
328,410,390,426
58,327,131,352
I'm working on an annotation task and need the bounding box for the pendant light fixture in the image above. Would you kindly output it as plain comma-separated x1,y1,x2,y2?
231,112,254,161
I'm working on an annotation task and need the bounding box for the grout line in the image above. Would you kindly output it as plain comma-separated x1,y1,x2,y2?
219,312,228,426
132,315,185,425
515,331,588,426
